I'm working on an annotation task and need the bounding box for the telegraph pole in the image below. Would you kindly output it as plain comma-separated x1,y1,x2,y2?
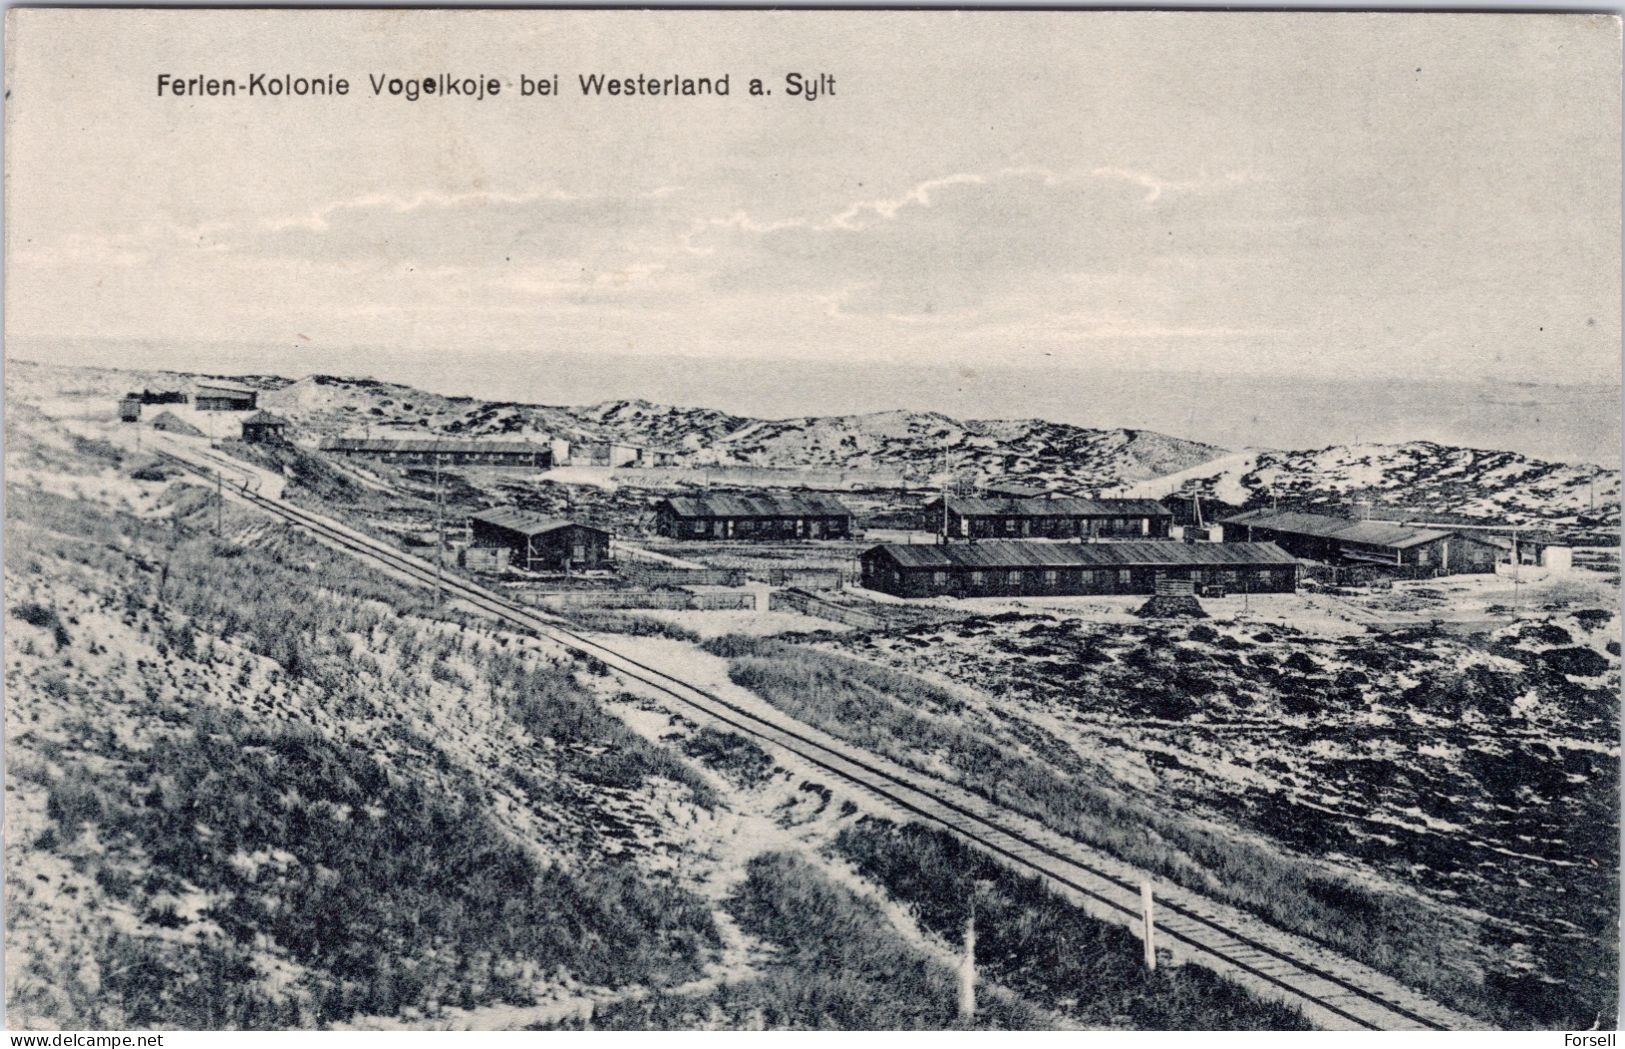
433,441,445,604
214,469,222,536
1511,524,1521,616
1141,881,1157,971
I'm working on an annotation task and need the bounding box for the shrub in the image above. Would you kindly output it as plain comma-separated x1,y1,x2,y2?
40,709,719,1027
1541,646,1611,678
681,727,778,790
10,601,70,649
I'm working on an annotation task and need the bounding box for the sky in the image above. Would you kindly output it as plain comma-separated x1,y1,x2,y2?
6,10,1622,388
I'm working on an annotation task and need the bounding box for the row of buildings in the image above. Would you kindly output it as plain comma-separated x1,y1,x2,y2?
316,435,680,470
423,488,1549,597
121,387,1554,597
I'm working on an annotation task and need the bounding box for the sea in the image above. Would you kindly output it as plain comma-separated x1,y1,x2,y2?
10,338,1620,467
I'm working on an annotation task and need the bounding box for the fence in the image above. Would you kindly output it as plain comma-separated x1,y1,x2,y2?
1300,563,1435,587
755,567,849,590
620,562,749,588
769,588,886,630
524,589,758,611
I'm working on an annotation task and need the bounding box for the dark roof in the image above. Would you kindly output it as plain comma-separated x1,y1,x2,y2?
866,540,1298,570
928,496,1173,518
194,381,256,396
320,437,549,455
240,410,288,426
1220,509,1453,551
470,508,603,538
661,493,851,518
981,483,1049,499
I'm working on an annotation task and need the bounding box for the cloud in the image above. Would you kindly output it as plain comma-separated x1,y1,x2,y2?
683,166,1277,318
210,186,691,276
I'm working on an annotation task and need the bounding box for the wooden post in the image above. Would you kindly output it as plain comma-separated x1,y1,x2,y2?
957,897,976,1023
433,445,444,603
1141,880,1156,971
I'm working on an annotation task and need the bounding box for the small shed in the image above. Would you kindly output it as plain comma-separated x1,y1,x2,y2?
195,382,258,411
1488,534,1574,572
240,410,290,444
468,508,612,572
117,398,142,423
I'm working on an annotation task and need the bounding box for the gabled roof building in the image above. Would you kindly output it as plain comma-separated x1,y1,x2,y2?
240,410,290,444
655,492,852,540
1218,509,1499,575
923,495,1174,540
319,437,551,468
194,382,258,411
860,540,1298,598
468,508,611,572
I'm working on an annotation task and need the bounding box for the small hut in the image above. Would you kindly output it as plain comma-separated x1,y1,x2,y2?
240,411,291,444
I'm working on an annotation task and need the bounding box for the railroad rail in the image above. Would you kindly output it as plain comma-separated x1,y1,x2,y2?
154,445,1482,1032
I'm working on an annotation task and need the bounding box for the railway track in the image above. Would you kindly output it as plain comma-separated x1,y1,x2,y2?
154,444,1482,1032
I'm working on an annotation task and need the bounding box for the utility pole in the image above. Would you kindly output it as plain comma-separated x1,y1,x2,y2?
1141,880,1157,971
1511,524,1521,617
214,469,222,536
433,441,445,604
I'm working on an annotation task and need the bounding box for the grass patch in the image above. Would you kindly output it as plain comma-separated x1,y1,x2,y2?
680,726,779,790
836,818,1313,1030
18,706,717,1028
564,610,702,643
560,851,1047,1030
697,634,1510,1026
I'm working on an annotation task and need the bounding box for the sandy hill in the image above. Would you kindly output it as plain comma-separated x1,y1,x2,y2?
8,360,1616,522
1135,442,1620,527
246,376,1230,490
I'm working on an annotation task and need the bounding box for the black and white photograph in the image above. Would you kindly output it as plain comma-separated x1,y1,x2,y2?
2,8,1620,1036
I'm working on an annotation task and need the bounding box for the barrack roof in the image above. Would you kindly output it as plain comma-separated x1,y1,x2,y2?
660,492,851,518
1220,509,1454,551
240,410,288,426
320,437,549,455
470,508,602,537
867,540,1297,570
927,495,1173,518
194,381,256,395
